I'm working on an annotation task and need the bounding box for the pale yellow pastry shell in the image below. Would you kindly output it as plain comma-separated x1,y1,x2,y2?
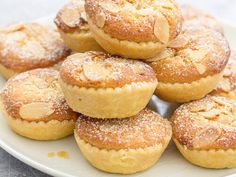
173,138,236,169
74,131,170,174
60,80,157,118
59,30,104,52
0,102,75,140
155,72,223,103
87,18,167,60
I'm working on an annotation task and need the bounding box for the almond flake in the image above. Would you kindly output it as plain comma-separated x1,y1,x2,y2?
154,13,169,44
96,12,106,28
192,127,221,149
61,6,80,27
194,63,206,74
168,36,188,49
83,63,111,81
198,108,221,119
19,102,54,120
187,49,208,62
146,48,174,62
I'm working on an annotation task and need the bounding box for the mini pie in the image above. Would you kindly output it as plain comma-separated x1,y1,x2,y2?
74,108,172,174
59,51,157,118
0,68,78,140
54,0,103,52
0,23,70,79
210,52,236,99
148,27,230,103
181,5,224,33
85,0,182,59
172,96,236,169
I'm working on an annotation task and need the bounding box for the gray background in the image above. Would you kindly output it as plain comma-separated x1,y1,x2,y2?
0,0,235,176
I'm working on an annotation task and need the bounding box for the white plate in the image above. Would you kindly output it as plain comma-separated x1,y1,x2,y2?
0,16,236,177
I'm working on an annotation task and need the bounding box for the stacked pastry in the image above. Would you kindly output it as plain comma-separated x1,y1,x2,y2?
0,0,235,174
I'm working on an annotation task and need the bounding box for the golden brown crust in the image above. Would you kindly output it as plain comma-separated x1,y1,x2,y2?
181,5,224,33
85,0,182,43
60,51,157,88
76,108,172,150
0,68,78,122
210,52,236,98
54,0,89,33
148,27,230,83
0,23,70,73
171,96,236,150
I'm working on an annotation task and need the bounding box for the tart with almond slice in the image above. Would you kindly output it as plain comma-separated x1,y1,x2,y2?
85,0,182,59
54,0,103,52
75,108,172,174
0,23,70,79
171,96,236,168
59,51,157,119
148,27,230,103
0,68,78,140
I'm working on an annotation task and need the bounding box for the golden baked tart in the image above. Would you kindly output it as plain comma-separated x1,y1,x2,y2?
0,68,78,140
172,96,236,168
0,23,70,79
59,51,157,118
148,27,230,103
210,52,236,99
181,5,224,33
85,0,182,59
54,0,103,52
75,108,172,174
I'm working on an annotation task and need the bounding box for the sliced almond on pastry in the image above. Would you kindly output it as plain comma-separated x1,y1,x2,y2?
154,13,169,44
19,102,54,120
96,12,106,28
192,127,221,149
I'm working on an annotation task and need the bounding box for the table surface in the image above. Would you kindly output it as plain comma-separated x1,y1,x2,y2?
0,0,236,177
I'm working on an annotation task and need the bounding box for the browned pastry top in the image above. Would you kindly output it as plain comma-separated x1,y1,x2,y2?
60,51,157,88
76,108,172,150
210,52,236,99
148,27,230,83
181,5,224,33
54,0,89,33
172,96,236,150
0,23,70,72
85,0,182,43
0,68,78,122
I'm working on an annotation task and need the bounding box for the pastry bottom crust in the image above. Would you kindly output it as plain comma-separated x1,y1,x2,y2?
0,102,75,140
74,131,170,174
59,30,104,52
87,18,166,60
155,72,223,103
0,63,16,79
174,139,236,169
60,80,157,118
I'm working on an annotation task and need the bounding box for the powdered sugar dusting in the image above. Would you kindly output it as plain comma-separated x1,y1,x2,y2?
0,23,70,72
172,96,236,150
60,51,157,88
76,108,171,149
1,68,75,121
